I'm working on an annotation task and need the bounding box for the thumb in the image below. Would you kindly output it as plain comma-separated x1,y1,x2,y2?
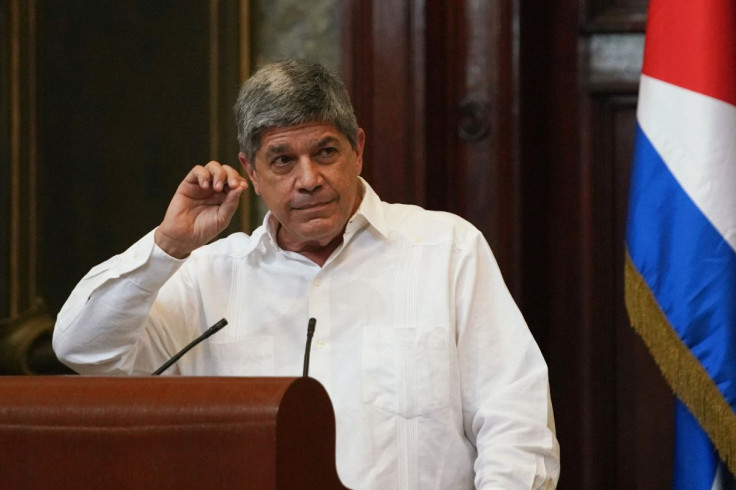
218,186,245,225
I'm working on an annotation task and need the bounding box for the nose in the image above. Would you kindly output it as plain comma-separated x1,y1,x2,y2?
296,156,322,192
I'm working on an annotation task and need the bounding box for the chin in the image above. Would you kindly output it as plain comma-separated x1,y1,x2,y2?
296,221,342,242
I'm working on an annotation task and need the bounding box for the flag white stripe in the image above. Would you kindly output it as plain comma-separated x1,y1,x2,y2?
637,74,736,252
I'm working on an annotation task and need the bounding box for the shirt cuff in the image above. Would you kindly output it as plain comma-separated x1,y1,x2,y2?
120,228,187,292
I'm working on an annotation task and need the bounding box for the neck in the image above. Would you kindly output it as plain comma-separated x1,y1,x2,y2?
276,224,344,267
275,181,365,267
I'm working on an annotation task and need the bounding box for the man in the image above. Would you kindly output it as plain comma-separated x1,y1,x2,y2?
53,59,560,488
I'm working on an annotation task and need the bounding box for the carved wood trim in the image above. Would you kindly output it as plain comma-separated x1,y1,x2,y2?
7,0,41,318
341,0,427,208
211,0,253,233
209,0,221,160
581,1,647,33
0,302,59,374
8,0,36,319
238,0,253,231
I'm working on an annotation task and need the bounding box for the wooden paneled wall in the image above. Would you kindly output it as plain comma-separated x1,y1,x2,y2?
1,0,60,373
0,0,247,373
343,0,522,296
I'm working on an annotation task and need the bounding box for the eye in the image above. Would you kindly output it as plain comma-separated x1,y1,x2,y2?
316,147,337,160
271,155,294,167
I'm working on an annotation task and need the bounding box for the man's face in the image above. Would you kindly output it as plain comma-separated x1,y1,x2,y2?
239,122,365,251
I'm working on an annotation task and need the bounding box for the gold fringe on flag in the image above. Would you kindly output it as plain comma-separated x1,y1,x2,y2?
625,251,736,476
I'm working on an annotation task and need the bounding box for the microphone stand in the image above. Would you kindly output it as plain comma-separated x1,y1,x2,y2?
302,318,317,377
152,318,228,375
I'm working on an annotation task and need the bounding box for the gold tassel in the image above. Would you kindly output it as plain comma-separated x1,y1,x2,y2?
625,251,736,476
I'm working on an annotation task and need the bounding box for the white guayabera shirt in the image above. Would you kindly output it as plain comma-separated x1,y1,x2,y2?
54,178,560,489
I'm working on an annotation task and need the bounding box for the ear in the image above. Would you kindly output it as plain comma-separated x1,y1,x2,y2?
238,152,260,195
354,128,366,175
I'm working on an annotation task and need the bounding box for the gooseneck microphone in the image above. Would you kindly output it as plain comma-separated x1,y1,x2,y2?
302,318,317,377
152,318,228,375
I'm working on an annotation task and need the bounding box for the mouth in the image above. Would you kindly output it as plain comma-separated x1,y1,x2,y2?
293,199,335,212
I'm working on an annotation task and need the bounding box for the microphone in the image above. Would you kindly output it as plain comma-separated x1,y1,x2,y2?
152,318,228,375
302,318,317,377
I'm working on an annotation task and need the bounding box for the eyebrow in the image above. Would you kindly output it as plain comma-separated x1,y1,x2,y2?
263,136,341,159
311,136,340,150
263,144,291,159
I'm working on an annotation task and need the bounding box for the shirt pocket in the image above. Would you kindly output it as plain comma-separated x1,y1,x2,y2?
207,336,274,376
362,326,451,418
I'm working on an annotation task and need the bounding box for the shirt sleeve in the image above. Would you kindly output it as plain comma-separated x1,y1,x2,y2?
52,229,197,375
455,232,561,489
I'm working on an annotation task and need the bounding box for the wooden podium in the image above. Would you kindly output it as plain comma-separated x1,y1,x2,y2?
0,376,349,489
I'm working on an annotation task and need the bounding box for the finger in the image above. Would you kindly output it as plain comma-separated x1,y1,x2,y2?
204,161,228,191
183,165,206,187
185,164,222,190
219,185,245,223
221,165,249,190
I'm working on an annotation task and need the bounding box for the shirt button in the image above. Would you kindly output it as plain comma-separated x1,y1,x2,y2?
316,340,325,348
313,278,321,287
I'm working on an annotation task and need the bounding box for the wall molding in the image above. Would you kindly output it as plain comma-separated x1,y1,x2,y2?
0,0,61,374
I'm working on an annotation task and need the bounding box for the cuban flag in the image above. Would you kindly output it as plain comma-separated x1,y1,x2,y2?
624,0,736,488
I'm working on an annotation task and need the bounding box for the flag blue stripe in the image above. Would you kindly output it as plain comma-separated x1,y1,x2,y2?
673,400,719,490
626,123,736,410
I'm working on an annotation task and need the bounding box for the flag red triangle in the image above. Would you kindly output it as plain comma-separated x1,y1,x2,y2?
642,0,736,107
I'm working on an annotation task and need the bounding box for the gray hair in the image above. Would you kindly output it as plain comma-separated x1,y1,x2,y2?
234,59,359,163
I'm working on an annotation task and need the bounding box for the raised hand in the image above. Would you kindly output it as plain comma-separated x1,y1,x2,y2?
154,161,249,258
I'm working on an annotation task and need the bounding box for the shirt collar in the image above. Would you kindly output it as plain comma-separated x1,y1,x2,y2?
347,177,389,239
